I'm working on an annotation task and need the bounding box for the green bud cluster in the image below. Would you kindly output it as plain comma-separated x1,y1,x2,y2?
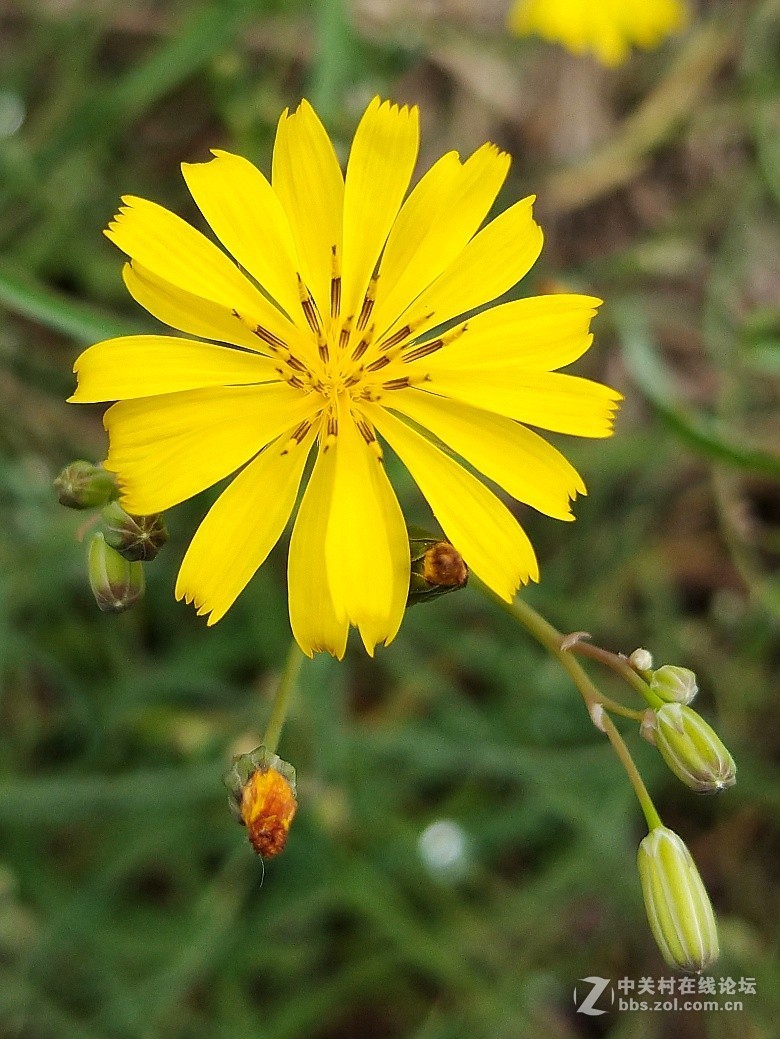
638,826,719,973
56,458,168,614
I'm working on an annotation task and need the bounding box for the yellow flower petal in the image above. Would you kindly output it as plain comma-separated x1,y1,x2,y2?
385,196,543,344
104,384,319,514
288,440,349,659
508,0,687,66
272,100,344,322
181,150,303,323
372,143,511,338
105,196,299,349
325,398,409,655
422,369,622,437
122,263,271,353
341,98,420,325
386,388,584,520
421,294,602,373
175,425,316,625
70,335,279,402
366,403,538,600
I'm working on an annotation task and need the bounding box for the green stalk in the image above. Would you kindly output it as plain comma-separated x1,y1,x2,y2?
479,581,644,722
477,581,661,829
262,641,305,755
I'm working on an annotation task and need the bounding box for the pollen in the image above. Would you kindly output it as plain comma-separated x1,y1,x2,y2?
240,766,298,858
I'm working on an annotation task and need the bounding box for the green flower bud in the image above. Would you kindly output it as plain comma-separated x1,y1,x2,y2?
628,647,653,673
407,526,468,606
54,460,117,510
644,703,736,793
649,664,698,704
638,826,719,973
87,532,145,613
102,501,168,562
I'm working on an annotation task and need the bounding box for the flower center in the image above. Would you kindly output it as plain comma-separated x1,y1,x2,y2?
240,262,466,444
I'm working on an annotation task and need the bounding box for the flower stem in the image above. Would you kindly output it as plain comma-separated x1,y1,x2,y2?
262,641,305,755
477,580,661,828
478,581,644,722
570,641,656,702
597,712,662,831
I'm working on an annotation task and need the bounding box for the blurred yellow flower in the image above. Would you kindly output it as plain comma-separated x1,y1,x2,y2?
509,0,688,66
70,98,620,657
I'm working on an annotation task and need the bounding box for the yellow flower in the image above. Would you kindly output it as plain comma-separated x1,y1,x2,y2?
508,0,688,66
69,98,620,658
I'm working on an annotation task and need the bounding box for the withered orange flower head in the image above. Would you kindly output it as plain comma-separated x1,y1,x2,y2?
241,766,298,859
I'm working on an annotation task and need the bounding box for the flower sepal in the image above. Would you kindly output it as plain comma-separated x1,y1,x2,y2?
102,501,168,562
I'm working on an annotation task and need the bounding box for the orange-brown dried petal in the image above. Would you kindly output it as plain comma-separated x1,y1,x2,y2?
240,767,298,858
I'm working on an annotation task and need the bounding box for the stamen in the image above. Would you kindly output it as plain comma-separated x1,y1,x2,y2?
378,324,411,352
403,322,468,363
382,376,411,390
402,339,442,363
318,336,329,364
280,421,313,456
237,313,290,358
291,420,312,444
297,275,322,334
365,355,391,373
378,311,435,353
356,419,375,444
351,337,370,362
339,315,354,352
330,245,341,319
356,272,379,332
285,354,307,372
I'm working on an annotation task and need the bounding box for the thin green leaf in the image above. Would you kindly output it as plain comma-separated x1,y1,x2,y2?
615,301,780,476
0,259,139,343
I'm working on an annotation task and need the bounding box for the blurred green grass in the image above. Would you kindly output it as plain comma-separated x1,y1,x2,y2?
1,0,779,1037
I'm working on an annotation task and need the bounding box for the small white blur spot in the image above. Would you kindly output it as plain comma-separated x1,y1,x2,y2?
0,91,25,138
417,819,470,882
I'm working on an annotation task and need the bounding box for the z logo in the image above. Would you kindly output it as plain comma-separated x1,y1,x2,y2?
573,976,614,1015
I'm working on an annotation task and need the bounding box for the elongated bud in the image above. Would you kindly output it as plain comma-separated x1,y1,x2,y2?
224,746,297,858
407,526,468,606
87,532,145,613
643,703,736,793
55,460,117,510
102,501,168,562
649,664,698,704
638,826,719,973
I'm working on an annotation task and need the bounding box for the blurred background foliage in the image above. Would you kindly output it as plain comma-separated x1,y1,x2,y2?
0,0,779,1036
